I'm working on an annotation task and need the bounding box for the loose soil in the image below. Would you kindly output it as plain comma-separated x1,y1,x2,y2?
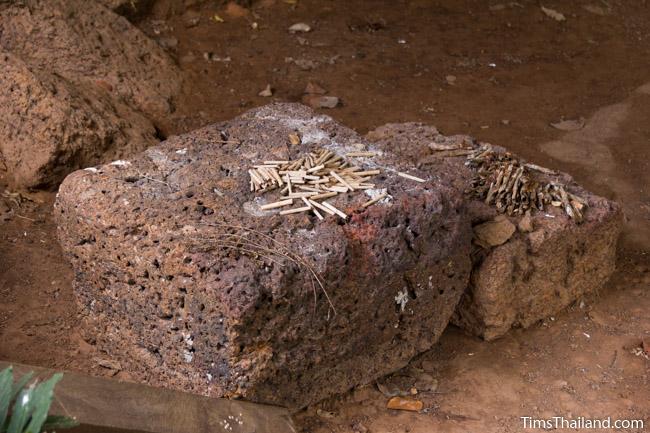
1,1,648,432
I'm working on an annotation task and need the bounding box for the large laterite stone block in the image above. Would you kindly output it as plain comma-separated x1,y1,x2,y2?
55,104,472,409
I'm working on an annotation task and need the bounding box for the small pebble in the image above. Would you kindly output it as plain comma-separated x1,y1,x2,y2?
386,396,423,412
258,84,273,97
288,22,311,33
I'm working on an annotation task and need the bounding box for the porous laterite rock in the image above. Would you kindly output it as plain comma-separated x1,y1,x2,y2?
55,104,472,409
0,0,180,188
367,123,621,341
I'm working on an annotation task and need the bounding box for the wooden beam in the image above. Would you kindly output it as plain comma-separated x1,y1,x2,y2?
0,361,295,433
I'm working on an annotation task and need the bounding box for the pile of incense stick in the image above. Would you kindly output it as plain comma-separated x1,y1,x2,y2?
249,147,425,220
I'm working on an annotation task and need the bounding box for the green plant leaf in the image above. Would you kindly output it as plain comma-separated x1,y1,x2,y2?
5,371,35,433
23,373,62,433
10,373,34,402
0,366,14,428
6,385,34,433
42,415,79,430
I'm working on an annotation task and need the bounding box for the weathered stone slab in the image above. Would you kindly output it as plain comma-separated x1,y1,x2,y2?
54,104,471,409
0,51,156,188
0,0,180,188
367,123,622,341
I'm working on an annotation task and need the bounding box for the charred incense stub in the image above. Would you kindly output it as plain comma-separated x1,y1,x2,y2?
259,199,293,210
381,124,589,223
397,171,427,183
464,144,587,223
248,147,428,220
247,146,397,219
362,193,388,208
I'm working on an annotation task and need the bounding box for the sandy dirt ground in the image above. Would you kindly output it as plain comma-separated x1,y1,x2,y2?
1,1,648,432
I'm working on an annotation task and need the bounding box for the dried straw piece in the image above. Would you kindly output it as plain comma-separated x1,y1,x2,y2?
260,199,294,210
397,172,427,183
280,206,311,215
362,193,388,208
197,222,336,316
346,151,376,157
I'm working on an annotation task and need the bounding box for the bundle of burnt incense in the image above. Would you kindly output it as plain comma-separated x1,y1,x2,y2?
248,147,425,220
463,144,587,223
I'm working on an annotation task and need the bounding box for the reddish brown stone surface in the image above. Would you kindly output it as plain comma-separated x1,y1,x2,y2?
0,51,156,189
0,0,180,188
54,104,471,409
367,123,622,341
